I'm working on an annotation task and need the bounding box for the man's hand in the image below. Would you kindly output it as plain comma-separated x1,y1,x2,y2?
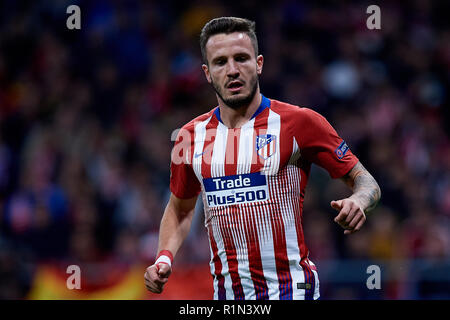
144,263,172,294
331,198,366,235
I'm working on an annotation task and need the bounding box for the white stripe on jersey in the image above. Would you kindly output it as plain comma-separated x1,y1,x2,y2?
312,269,320,300
210,212,233,299
204,121,236,299
286,138,307,299
251,199,279,299
208,238,218,300
213,209,236,299
261,110,281,176
211,122,228,178
237,119,256,174
192,117,228,299
193,116,212,182
229,120,255,299
284,165,306,299
256,109,283,299
226,203,252,299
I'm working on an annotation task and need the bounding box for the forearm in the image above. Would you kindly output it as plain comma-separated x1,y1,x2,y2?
144,195,196,294
344,162,381,214
157,199,195,257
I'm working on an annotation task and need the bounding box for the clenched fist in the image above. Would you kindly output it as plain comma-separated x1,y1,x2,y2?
144,263,172,294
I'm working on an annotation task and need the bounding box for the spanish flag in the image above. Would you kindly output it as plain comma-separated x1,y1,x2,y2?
27,263,212,300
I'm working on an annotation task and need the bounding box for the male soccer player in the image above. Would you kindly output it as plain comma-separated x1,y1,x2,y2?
144,17,381,300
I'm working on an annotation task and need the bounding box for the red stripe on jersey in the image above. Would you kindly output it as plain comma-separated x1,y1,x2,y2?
207,224,226,300
268,172,293,299
269,207,293,299
224,128,240,176
267,110,293,299
216,206,245,299
242,203,269,299
300,259,315,299
296,163,310,261
295,160,315,299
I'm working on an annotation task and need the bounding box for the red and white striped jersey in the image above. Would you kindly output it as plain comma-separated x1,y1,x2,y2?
170,95,358,300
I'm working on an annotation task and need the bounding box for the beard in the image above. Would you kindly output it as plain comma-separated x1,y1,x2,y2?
211,74,259,110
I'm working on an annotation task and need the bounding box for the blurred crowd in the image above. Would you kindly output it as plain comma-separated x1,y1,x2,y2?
0,0,449,299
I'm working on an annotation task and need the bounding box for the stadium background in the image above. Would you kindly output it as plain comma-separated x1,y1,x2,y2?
0,0,449,299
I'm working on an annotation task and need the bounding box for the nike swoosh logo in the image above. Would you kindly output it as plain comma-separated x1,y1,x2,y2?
194,152,205,158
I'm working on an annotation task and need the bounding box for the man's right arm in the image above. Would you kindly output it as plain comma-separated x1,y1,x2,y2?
144,193,198,294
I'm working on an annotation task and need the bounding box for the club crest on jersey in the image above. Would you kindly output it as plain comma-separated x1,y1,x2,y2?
256,134,277,160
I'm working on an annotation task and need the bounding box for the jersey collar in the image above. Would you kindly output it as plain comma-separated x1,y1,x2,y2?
214,94,271,125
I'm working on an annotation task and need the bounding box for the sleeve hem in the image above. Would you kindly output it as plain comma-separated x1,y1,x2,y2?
330,157,359,179
170,185,201,200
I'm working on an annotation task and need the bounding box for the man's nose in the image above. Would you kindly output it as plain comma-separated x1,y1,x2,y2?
226,61,240,78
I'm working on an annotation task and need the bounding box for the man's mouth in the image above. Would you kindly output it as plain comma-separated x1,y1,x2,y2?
227,81,244,92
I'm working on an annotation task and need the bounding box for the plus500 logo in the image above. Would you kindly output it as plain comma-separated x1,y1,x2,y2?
203,173,269,207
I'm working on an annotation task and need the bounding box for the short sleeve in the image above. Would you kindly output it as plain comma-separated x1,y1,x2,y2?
169,128,201,199
295,108,359,179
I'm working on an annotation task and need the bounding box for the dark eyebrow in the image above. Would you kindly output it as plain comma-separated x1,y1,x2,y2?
235,52,251,58
211,51,252,65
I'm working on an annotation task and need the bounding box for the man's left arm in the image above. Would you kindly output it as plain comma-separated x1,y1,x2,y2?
331,161,381,234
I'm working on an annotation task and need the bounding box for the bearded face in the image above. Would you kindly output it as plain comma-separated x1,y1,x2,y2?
202,32,263,110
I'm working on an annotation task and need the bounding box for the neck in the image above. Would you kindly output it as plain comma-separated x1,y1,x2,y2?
217,88,261,129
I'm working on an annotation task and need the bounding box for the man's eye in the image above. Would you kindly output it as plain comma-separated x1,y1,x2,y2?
236,56,248,62
216,59,226,65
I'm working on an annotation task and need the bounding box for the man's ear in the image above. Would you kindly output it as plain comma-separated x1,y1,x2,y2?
256,55,264,75
202,64,212,83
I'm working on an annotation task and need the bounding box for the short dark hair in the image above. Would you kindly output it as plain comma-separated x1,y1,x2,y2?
200,17,258,64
